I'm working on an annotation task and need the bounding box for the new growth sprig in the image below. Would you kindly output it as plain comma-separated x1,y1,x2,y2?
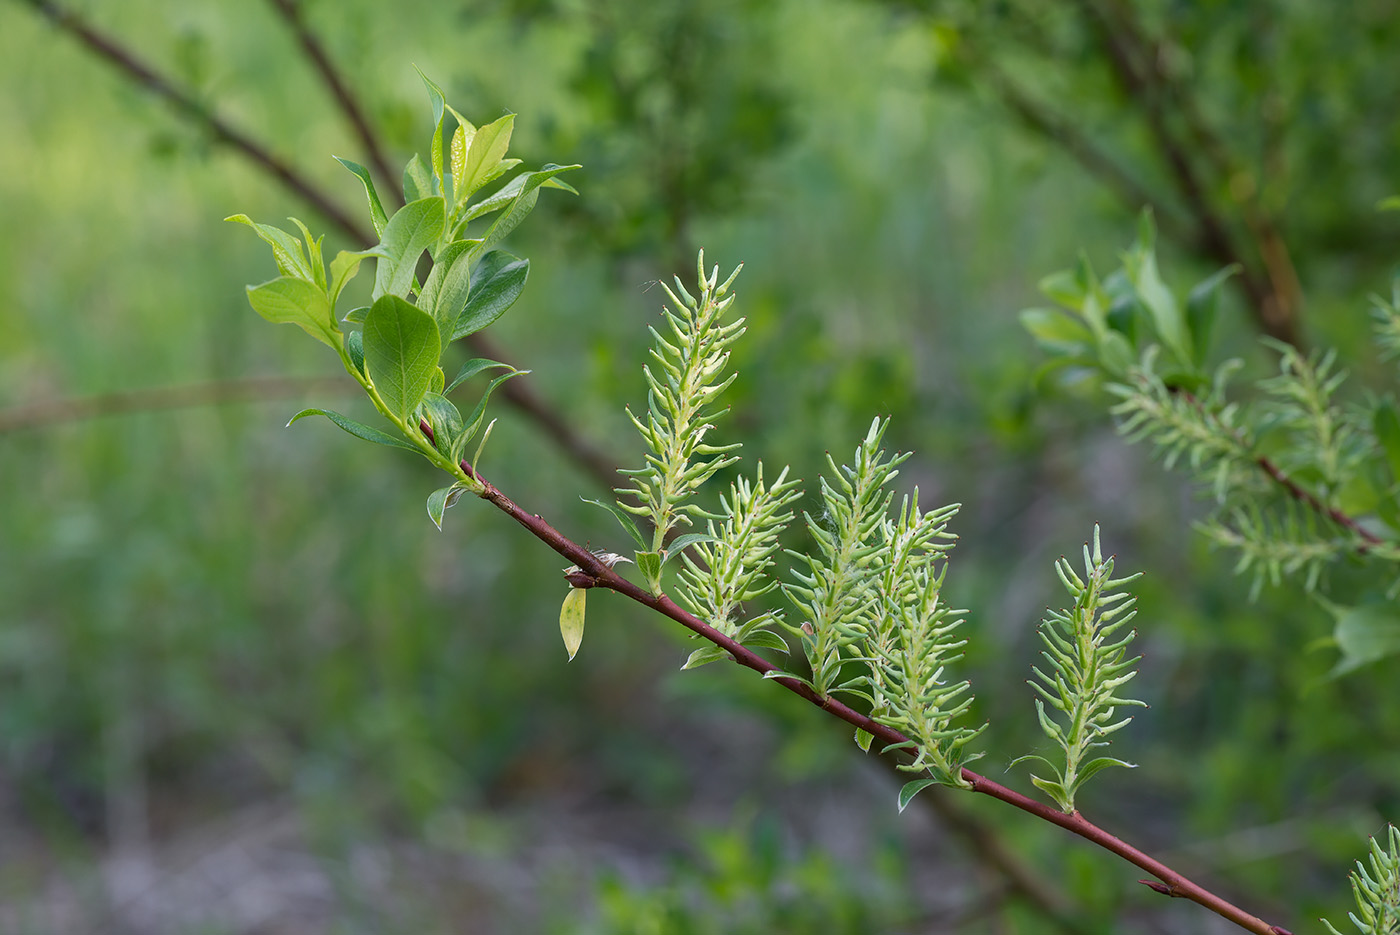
229,71,577,525
1013,526,1145,813
614,254,746,593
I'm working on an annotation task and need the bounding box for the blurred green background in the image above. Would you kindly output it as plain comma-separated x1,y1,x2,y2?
2,1,1398,932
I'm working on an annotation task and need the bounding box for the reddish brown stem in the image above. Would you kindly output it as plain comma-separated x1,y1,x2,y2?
460,457,1293,935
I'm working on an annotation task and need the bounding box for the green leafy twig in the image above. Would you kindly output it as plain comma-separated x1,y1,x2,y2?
1014,526,1145,814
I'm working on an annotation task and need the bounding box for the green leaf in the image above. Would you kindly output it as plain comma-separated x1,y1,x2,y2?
1328,601,1400,676
1075,756,1138,785
373,197,446,300
456,113,515,204
581,497,647,549
245,276,337,349
288,408,419,452
426,484,467,530
287,218,327,291
1038,268,1086,310
415,68,448,195
446,357,515,395
740,630,789,653
855,728,874,752
681,645,729,670
343,305,370,324
333,157,389,237
1020,307,1094,353
1123,212,1191,365
468,165,580,256
1374,400,1400,485
346,329,365,376
403,153,435,204
898,778,941,813
452,253,529,340
661,533,716,567
1185,265,1237,366
362,294,441,421
227,215,315,281
560,587,587,661
328,250,369,310
460,368,527,445
420,392,464,459
636,550,662,590
418,240,478,342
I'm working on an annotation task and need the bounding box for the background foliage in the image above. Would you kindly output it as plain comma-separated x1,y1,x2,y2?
1,0,1397,931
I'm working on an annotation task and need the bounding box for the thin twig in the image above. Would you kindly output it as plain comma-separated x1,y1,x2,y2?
263,0,402,207
0,376,353,435
1072,0,1301,348
459,456,1294,935
20,0,621,491
21,0,368,243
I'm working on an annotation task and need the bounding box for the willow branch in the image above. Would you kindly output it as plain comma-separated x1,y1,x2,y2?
457,455,1293,935
20,0,620,490
1073,0,1301,348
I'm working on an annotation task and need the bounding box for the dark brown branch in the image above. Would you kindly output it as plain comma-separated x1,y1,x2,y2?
21,0,620,491
22,0,369,243
0,375,353,434
263,0,403,208
1074,0,1302,348
459,458,1293,935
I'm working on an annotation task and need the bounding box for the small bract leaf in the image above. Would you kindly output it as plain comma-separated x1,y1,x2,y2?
427,485,453,530
681,645,729,670
560,587,587,661
661,533,716,566
898,778,941,813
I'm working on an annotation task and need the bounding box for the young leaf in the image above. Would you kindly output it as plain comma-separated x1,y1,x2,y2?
328,250,369,310
468,165,580,256
362,295,442,421
459,368,528,446
373,197,446,300
560,587,587,661
226,215,313,281
681,645,730,670
426,483,467,530
287,408,419,452
402,153,435,204
346,329,365,377
452,253,529,340
898,778,942,813
446,358,516,395
636,551,663,591
415,68,448,193
1185,265,1238,366
456,113,515,204
245,276,337,349
418,240,478,341
420,392,464,459
661,533,717,566
333,156,389,237
581,497,648,549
